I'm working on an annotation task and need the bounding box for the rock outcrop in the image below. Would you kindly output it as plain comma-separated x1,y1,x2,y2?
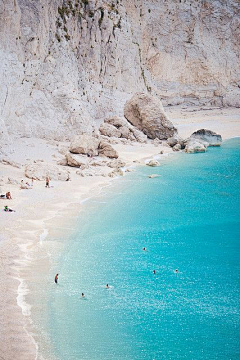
185,141,207,154
0,0,239,150
100,116,147,143
146,159,160,167
99,123,122,138
124,93,177,140
70,135,100,156
108,168,124,177
25,163,70,181
98,141,118,159
65,153,89,168
190,129,222,146
107,159,126,169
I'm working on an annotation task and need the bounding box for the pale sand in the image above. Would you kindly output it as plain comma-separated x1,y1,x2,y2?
0,107,239,360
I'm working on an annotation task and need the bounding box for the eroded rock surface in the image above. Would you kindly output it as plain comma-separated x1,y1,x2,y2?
25,162,70,181
0,0,239,152
100,116,147,143
190,129,222,146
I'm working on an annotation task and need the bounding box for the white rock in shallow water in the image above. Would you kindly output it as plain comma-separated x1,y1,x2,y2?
185,140,207,153
108,168,124,177
172,143,182,152
146,159,160,167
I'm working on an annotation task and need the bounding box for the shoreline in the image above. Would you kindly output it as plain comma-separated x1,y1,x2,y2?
1,107,240,360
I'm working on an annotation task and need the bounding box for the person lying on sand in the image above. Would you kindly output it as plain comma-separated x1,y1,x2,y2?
4,205,15,212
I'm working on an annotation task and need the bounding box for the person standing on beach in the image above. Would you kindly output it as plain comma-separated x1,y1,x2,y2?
55,274,59,284
46,176,50,188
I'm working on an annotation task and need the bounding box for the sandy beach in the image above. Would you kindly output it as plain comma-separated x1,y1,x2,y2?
0,106,240,360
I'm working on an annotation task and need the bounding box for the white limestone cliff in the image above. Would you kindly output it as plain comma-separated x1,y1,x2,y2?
0,0,239,145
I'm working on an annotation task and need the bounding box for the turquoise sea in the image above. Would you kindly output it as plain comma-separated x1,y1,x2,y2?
39,138,240,360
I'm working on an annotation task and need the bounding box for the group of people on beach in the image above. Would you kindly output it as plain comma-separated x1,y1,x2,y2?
2,175,51,213
1,191,15,212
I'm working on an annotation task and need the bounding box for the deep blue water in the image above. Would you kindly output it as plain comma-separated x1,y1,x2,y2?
46,138,240,360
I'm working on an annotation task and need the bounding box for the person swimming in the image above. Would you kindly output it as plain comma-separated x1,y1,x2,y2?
81,293,85,298
175,269,179,274
55,273,59,284
106,284,109,289
142,247,146,251
153,270,156,274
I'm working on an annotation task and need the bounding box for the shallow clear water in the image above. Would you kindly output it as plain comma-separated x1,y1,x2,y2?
46,139,240,360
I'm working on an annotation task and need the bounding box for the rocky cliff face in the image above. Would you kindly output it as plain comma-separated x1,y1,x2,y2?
0,0,239,142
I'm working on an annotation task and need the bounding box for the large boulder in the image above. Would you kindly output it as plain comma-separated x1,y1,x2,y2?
25,163,70,181
65,153,89,168
70,135,100,155
124,93,177,139
185,140,207,154
98,141,118,159
190,129,222,146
